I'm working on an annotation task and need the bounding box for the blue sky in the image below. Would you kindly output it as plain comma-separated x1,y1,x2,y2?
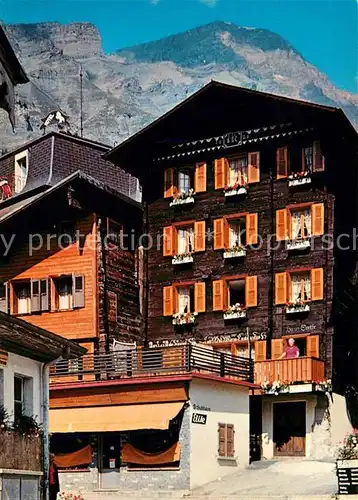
1,0,357,92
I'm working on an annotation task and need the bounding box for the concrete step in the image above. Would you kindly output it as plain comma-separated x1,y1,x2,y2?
76,493,336,500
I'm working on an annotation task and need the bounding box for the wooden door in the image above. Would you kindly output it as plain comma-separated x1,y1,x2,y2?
273,402,306,457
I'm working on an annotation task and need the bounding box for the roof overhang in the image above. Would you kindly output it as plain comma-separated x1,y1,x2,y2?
105,81,356,178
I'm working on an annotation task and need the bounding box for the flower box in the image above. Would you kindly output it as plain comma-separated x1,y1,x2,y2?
172,254,194,265
172,312,197,325
169,196,195,207
223,247,247,259
285,303,310,314
224,186,247,197
288,174,312,187
223,304,247,320
314,379,332,393
287,239,311,251
261,380,289,395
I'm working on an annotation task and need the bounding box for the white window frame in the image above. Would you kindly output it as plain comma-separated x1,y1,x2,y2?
14,150,29,194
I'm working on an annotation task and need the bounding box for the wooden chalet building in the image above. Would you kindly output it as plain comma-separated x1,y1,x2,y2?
106,81,358,461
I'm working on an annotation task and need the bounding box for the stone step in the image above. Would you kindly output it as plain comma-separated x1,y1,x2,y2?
77,493,335,500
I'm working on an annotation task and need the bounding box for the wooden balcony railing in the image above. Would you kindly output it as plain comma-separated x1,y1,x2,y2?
50,344,254,385
254,357,325,386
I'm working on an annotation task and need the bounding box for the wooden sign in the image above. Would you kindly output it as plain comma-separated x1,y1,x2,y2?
192,413,207,425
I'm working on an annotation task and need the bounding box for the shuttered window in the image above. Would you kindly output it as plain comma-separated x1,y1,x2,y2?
0,282,8,314
275,268,324,305
163,222,205,256
214,213,258,250
276,147,289,179
213,276,258,311
164,163,207,198
313,141,325,172
215,153,261,190
254,340,266,361
271,339,284,359
194,162,207,193
276,203,324,241
218,423,235,458
248,152,260,183
306,335,319,358
163,282,206,316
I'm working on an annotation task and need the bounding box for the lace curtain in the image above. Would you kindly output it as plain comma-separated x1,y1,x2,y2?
228,157,248,186
178,288,190,313
292,274,311,301
291,212,301,239
229,222,242,248
177,228,194,254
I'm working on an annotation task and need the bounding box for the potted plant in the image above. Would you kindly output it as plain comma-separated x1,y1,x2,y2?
172,252,194,265
169,188,195,206
223,303,247,320
261,380,289,395
336,430,358,494
172,311,197,325
285,298,310,314
288,170,312,187
223,181,248,197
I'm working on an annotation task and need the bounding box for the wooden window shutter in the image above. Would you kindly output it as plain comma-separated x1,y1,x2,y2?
195,162,207,193
213,280,225,311
194,282,206,313
313,141,325,172
164,168,175,198
271,339,284,359
248,152,260,184
311,203,324,236
276,209,288,241
30,279,41,313
214,219,224,250
226,424,235,457
246,213,258,245
276,147,289,179
73,275,85,308
40,278,49,311
194,221,206,252
163,286,174,316
214,158,227,190
307,335,319,358
0,282,8,314
163,226,174,256
245,276,258,308
254,340,267,361
311,268,324,301
218,423,226,457
275,272,287,305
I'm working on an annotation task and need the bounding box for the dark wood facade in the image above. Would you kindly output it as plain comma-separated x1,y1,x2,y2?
106,81,358,391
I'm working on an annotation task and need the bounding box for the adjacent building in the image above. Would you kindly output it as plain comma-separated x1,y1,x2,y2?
106,81,358,461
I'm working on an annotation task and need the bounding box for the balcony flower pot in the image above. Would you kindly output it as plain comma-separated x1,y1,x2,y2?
223,303,247,320
314,379,332,394
223,183,247,197
285,301,310,314
287,238,311,251
223,247,247,259
261,380,289,396
172,253,194,265
288,171,312,187
169,189,195,207
336,431,358,495
172,312,197,325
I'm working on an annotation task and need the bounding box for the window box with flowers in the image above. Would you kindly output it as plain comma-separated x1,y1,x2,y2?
169,189,196,207
337,430,358,494
172,311,197,325
223,246,247,259
314,379,332,394
223,303,247,321
288,171,312,187
261,380,289,395
172,253,194,265
287,238,311,251
223,183,248,197
285,299,310,315
59,493,85,500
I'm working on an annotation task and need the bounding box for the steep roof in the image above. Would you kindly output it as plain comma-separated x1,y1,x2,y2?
0,311,85,362
105,80,356,171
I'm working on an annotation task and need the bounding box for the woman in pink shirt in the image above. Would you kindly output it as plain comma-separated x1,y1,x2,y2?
279,338,300,359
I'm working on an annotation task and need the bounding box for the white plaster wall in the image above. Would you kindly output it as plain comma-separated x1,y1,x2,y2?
0,353,43,423
329,393,353,453
189,378,250,489
261,394,317,459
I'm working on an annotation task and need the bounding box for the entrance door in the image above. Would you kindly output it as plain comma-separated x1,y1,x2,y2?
273,402,306,457
99,433,121,489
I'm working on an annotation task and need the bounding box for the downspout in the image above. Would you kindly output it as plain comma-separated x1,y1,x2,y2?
42,356,62,500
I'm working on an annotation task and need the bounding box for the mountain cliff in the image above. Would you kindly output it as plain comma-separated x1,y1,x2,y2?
1,21,357,152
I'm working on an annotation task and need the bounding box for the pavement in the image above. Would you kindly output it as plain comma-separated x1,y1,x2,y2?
79,459,342,499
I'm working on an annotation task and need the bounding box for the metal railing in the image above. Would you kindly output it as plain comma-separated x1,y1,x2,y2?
50,344,254,384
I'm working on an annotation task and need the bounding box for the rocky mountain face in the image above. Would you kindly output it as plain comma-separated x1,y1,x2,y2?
1,21,357,152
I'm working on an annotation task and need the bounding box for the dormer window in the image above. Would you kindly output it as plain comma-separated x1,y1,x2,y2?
14,150,28,194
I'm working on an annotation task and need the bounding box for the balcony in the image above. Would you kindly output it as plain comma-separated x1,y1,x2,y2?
255,357,325,389
50,344,254,385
